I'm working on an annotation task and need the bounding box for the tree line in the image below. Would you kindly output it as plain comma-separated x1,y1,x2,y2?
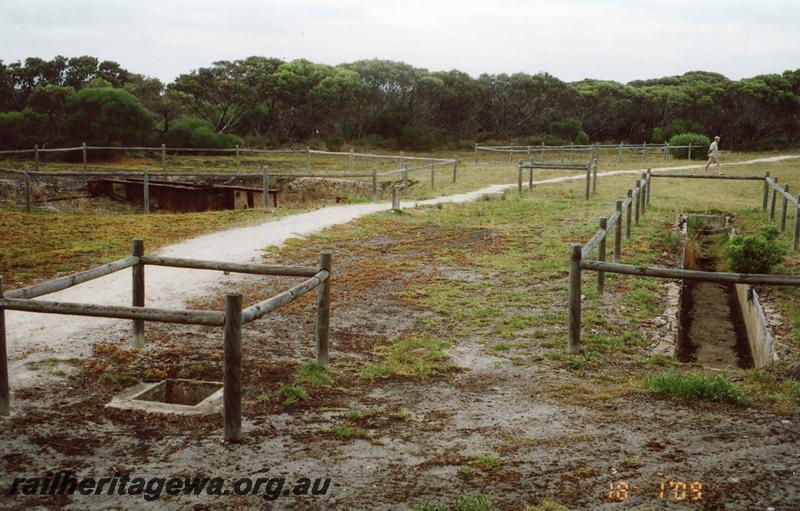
0,55,798,152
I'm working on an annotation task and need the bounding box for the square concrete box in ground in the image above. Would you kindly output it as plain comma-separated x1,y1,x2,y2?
106,379,223,415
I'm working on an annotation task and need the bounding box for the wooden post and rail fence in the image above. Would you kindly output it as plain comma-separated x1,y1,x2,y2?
517,157,598,200
0,145,457,212
475,142,700,165
0,143,458,213
568,170,800,353
0,239,333,443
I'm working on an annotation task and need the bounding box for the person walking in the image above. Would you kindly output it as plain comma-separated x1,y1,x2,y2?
703,135,721,174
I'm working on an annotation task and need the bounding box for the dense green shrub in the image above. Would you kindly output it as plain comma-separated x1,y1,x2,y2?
668,133,710,159
163,116,242,149
725,227,785,273
651,127,666,144
543,134,562,146
324,133,344,152
547,118,589,145
63,87,155,146
0,109,48,149
399,125,440,151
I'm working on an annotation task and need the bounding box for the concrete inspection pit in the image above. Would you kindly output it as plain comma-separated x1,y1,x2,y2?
106,379,224,415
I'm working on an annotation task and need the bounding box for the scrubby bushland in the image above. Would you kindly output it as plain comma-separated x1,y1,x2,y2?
1,56,799,150
668,133,711,159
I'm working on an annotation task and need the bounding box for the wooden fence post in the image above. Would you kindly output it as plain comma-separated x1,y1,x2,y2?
687,143,693,161
640,173,647,215
540,141,544,160
641,142,646,161
569,142,574,162
560,145,564,163
430,163,435,190
528,165,534,191
235,145,240,171
640,177,647,216
24,167,31,213
770,177,779,222
626,189,633,240
0,276,8,416
664,143,668,160
452,155,458,183
262,165,270,208
646,169,652,206
634,184,641,225
400,151,405,169
794,197,800,252
584,163,590,200
527,145,532,160
223,292,242,443
598,217,607,295
614,200,623,263
306,146,311,171
371,168,378,200
592,158,598,194
781,184,790,233
509,143,514,164
568,244,582,354
474,143,478,165
161,143,166,172
34,144,40,171
392,186,401,211
143,166,150,214
762,172,771,211
517,162,523,195
402,164,408,195
349,148,355,172
316,251,332,368
82,142,87,172
131,238,145,348
617,142,623,162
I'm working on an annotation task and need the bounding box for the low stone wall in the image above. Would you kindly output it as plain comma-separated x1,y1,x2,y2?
286,177,374,199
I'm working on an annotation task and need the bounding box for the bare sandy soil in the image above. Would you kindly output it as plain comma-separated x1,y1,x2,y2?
1,156,799,510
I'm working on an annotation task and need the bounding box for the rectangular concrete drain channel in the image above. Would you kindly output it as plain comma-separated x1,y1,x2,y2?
106,379,224,415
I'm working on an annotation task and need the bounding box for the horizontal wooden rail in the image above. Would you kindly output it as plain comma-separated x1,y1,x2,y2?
650,173,764,180
580,260,800,286
581,230,607,258
140,256,319,277
607,210,621,230
242,270,329,323
766,177,799,206
0,167,373,180
519,162,590,170
0,149,36,154
5,256,139,299
308,149,452,163
378,161,452,177
0,297,225,326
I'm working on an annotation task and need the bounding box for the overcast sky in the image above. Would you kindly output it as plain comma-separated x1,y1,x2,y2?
2,0,798,84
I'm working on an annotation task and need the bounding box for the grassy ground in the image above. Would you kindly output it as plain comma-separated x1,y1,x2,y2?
2,153,799,509
4,147,787,291
326,156,800,408
0,205,304,288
